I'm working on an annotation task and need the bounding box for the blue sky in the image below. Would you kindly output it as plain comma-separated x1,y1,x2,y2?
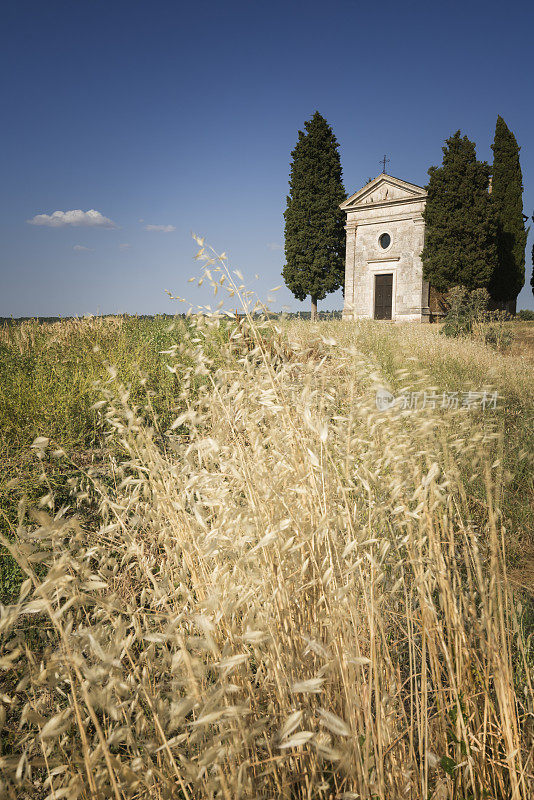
1,0,533,316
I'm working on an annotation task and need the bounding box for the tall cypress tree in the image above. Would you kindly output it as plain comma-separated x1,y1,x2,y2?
489,116,527,305
422,131,497,292
283,112,346,320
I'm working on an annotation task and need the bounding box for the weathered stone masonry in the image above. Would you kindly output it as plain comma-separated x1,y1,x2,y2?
341,174,430,322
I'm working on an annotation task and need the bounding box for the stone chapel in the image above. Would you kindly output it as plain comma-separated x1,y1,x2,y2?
341,173,432,322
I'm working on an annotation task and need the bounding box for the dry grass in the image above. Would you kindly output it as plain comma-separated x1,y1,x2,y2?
0,249,533,799
0,316,125,354
509,322,534,361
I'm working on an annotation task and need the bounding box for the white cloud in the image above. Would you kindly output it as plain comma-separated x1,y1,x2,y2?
73,245,94,251
119,243,131,249
267,242,282,251
144,224,176,233
27,209,117,228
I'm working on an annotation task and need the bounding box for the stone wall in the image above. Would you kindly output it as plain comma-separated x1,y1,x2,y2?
341,177,429,322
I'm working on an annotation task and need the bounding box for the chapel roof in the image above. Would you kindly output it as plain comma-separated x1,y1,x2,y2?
340,173,427,211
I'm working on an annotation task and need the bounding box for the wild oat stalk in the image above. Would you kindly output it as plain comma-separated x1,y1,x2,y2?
0,245,532,799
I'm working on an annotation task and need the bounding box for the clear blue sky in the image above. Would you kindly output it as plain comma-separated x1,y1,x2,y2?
1,0,533,316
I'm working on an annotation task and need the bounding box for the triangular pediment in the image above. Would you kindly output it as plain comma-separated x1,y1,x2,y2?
340,174,426,210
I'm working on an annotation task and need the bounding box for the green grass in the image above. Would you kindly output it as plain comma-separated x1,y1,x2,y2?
0,316,186,603
0,316,182,450
0,314,249,604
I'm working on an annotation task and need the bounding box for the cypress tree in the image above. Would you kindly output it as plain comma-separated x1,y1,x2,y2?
422,131,497,293
489,116,527,305
283,112,346,320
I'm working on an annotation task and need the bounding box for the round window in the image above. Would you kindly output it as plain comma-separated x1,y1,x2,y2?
379,233,391,249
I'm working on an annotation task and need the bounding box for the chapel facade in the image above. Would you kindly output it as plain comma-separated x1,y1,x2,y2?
341,173,432,322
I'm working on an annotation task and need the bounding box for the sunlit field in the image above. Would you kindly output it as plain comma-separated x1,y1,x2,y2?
0,261,533,798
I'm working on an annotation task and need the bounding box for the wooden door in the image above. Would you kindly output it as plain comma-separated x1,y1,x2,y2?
374,274,393,320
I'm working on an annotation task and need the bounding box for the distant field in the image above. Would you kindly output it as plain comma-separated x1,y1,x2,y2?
0,314,533,798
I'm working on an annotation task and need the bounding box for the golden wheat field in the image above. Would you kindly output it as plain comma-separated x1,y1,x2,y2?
0,257,533,799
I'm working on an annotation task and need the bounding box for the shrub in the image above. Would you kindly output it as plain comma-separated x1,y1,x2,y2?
441,285,489,337
481,310,514,350
442,286,514,350
441,285,471,337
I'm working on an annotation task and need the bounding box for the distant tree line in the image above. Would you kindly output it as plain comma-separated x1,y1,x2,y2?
0,314,187,325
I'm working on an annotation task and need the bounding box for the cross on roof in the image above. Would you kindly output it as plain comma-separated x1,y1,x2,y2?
380,155,390,173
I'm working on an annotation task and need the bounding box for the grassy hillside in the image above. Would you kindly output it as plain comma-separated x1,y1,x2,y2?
0,310,533,798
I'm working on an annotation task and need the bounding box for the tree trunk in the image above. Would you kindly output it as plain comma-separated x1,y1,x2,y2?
311,296,318,322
